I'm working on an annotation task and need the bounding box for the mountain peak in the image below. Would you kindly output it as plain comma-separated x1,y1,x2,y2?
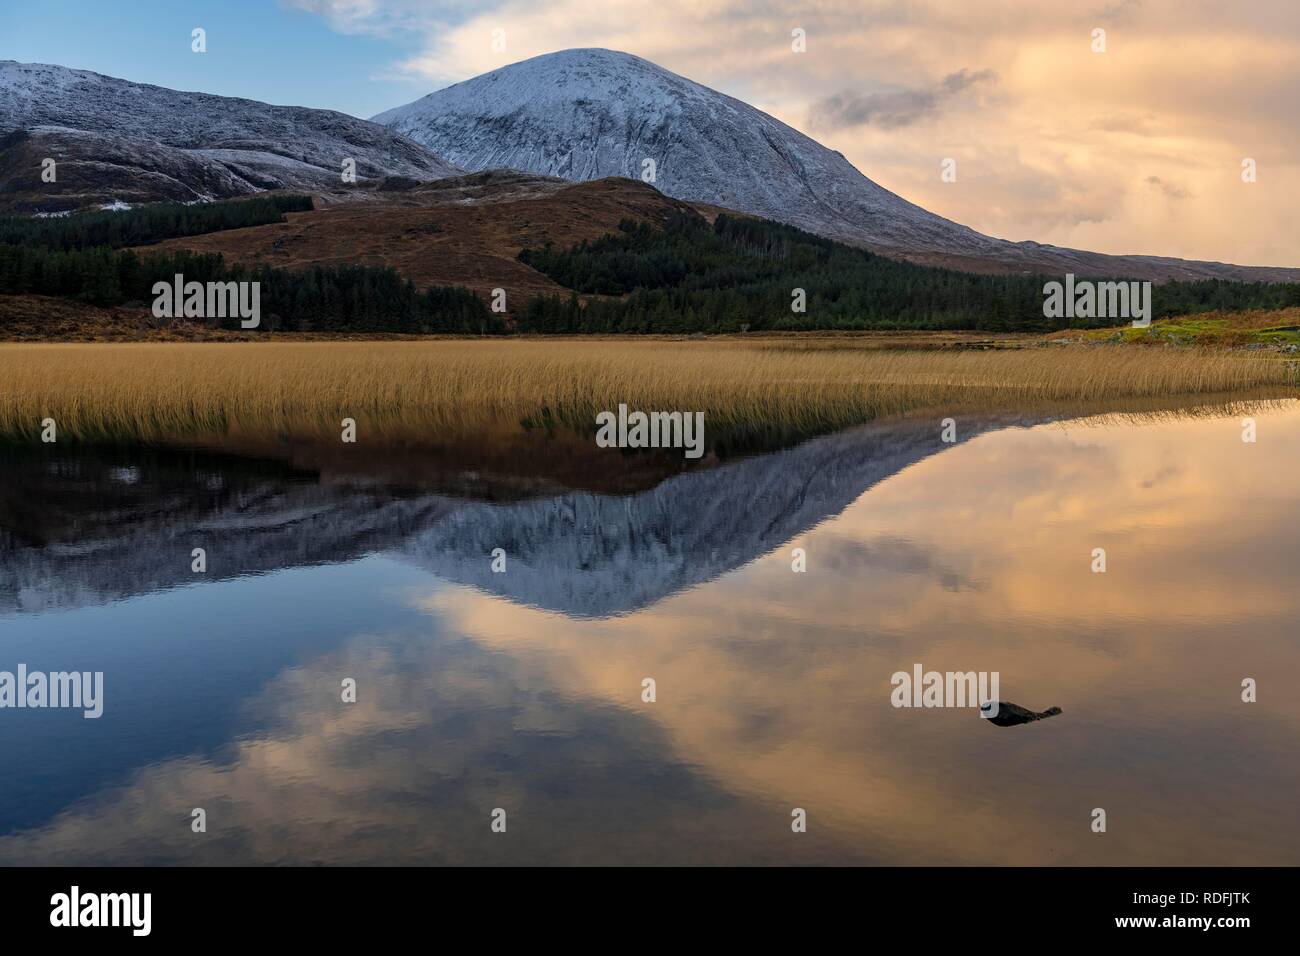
374,50,1300,282
376,47,724,130
372,48,956,249
0,59,460,212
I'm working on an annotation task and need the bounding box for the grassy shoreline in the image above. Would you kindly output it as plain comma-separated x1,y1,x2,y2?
2,339,1296,452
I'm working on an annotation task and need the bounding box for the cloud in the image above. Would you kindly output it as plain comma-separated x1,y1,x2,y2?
809,68,997,131
940,67,999,95
285,0,393,35
1146,175,1190,200
283,0,480,39
814,533,985,592
1095,0,1143,21
1089,112,1159,135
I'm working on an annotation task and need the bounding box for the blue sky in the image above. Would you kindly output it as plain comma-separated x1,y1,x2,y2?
0,0,440,117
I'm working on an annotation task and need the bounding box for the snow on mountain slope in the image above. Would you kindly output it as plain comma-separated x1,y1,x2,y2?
375,48,1300,283
1,415,1029,619
373,50,977,249
398,414,1030,618
0,61,460,211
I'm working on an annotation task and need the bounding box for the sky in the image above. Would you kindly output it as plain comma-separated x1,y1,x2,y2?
3,0,1298,267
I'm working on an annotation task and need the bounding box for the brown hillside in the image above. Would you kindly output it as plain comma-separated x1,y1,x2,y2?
138,173,717,300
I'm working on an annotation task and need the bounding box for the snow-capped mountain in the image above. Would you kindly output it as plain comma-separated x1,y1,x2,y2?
375,48,1300,282
1,415,1026,619
0,61,460,211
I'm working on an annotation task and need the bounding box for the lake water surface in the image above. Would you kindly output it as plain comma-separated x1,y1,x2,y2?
2,401,1298,865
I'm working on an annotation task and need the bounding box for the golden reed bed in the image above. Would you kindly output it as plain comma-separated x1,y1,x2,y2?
0,339,1295,446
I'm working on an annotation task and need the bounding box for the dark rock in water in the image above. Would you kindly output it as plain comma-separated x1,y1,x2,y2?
980,701,1062,727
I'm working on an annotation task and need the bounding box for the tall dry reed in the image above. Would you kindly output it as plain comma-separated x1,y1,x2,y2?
0,340,1294,446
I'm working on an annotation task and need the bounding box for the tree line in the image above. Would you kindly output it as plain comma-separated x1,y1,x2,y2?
517,211,1300,333
0,194,315,251
0,244,498,334
5,196,1298,335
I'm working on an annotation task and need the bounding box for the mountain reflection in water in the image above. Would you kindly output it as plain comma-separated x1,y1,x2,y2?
2,401,1298,865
